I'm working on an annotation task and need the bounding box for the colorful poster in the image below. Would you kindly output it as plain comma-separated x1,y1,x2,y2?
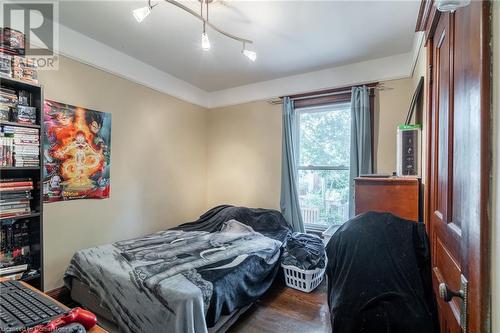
42,100,111,202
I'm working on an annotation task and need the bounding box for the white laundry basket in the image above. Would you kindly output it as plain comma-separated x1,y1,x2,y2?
281,259,327,293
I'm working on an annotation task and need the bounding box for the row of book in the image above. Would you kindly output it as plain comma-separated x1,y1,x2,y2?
0,125,40,167
0,86,36,124
12,55,38,83
0,178,34,219
0,54,38,83
0,28,38,83
0,28,25,56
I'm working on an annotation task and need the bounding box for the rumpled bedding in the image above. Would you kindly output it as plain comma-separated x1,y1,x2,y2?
282,232,326,270
64,210,290,333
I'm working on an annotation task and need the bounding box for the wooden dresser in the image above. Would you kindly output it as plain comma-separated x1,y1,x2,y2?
354,177,420,221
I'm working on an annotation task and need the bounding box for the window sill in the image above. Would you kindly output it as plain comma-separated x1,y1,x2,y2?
305,224,328,234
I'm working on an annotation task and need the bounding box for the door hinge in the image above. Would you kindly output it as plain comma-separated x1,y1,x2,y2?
460,274,469,333
428,64,433,85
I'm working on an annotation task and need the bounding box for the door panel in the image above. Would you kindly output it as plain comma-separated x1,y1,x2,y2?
425,1,490,332
430,11,463,333
434,19,450,225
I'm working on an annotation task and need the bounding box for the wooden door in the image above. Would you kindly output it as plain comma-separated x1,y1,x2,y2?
418,1,491,332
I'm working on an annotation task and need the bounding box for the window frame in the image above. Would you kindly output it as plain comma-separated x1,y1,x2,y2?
296,102,352,230
290,85,376,232
289,84,376,167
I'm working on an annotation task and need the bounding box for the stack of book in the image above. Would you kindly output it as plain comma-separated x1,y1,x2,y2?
0,54,12,77
0,135,13,166
0,28,25,56
12,105,36,125
0,27,25,55
0,179,33,219
0,28,39,84
1,125,40,167
0,87,18,122
12,56,38,84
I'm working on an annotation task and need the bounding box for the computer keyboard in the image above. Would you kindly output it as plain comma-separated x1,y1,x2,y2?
0,280,66,332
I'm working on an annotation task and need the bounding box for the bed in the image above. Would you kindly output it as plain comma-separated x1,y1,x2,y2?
64,205,291,333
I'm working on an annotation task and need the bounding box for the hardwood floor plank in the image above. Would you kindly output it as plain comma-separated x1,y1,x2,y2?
228,279,331,333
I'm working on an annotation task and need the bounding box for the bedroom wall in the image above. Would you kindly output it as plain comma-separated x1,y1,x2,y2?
206,77,413,210
206,101,282,210
411,40,427,185
37,56,208,291
373,78,414,174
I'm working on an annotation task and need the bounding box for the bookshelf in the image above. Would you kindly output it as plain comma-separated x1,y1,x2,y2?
0,76,44,290
0,120,41,129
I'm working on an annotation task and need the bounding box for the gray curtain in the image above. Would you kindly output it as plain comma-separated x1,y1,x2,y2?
349,86,373,217
280,97,305,232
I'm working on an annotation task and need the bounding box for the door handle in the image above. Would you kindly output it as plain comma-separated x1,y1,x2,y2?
439,283,465,302
438,274,469,332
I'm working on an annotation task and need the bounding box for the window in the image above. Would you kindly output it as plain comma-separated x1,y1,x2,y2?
297,102,351,228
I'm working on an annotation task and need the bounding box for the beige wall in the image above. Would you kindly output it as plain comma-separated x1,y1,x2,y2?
38,56,208,291
373,78,414,174
206,78,412,210
206,101,282,210
411,41,427,184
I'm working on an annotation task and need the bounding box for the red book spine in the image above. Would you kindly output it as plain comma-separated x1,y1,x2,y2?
0,181,33,187
0,186,33,192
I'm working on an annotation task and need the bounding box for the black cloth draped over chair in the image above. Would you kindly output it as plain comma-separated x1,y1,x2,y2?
325,211,439,333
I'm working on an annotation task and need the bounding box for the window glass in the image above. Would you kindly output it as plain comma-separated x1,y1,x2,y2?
297,102,351,227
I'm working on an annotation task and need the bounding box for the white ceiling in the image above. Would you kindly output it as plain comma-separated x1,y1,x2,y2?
57,0,420,92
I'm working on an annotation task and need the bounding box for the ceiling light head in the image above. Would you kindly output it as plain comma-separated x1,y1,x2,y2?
435,0,471,12
201,32,211,51
243,49,257,62
133,5,151,23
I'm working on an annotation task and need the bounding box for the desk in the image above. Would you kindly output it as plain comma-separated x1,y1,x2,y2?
0,278,107,333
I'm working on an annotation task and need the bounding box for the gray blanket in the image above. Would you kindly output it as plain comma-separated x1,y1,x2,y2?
64,220,282,333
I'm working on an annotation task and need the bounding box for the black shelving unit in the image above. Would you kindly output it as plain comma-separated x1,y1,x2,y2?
0,76,44,290
0,120,40,129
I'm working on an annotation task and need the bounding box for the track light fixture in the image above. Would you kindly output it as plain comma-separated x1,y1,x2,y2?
435,0,471,12
133,0,158,23
243,49,257,62
133,0,257,60
200,1,210,51
242,42,256,62
132,6,151,23
201,32,211,51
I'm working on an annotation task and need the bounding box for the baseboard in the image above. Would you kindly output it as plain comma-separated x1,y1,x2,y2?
46,285,71,305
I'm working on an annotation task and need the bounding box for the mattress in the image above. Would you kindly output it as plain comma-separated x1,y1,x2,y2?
64,207,291,333
70,278,252,333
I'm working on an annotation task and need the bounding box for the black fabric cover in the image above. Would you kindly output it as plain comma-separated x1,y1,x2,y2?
282,232,326,270
325,212,438,333
173,205,291,242
173,205,291,327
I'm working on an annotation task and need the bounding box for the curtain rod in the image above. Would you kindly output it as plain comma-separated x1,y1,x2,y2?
284,83,385,101
268,84,391,105
290,89,357,101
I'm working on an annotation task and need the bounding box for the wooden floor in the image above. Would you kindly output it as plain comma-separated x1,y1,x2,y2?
228,280,331,333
